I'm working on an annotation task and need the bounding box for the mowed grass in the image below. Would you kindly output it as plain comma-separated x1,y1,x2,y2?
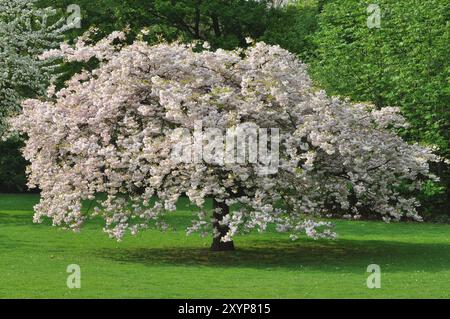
0,193,449,299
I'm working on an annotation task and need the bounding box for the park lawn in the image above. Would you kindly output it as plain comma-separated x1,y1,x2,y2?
0,193,449,299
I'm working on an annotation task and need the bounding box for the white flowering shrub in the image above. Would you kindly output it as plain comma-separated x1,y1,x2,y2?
0,0,69,135
13,32,439,249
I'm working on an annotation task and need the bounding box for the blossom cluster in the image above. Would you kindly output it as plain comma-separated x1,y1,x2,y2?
13,32,439,241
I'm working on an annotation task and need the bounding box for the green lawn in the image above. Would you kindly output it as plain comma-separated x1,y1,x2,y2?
0,193,449,298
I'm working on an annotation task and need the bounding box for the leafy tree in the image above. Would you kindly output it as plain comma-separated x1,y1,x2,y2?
13,34,438,250
0,0,73,192
39,0,321,52
0,0,69,135
310,0,450,213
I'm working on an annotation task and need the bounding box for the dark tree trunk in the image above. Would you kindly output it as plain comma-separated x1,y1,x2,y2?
210,198,235,251
211,14,221,38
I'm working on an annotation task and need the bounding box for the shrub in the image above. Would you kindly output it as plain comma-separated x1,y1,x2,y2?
13,34,439,247
310,0,449,214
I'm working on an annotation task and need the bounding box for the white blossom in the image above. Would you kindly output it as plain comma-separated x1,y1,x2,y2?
0,0,69,135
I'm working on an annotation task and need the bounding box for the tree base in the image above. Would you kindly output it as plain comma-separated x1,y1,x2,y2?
210,198,235,251
210,239,235,251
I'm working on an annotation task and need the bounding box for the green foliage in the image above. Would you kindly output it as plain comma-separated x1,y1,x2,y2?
0,137,28,193
311,0,449,153
37,0,321,53
5,0,320,194
309,0,450,213
6,0,448,217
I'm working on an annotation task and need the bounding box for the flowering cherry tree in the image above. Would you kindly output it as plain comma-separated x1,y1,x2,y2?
13,32,438,250
0,0,69,135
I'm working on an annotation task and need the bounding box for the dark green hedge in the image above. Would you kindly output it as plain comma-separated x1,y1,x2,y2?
309,0,449,215
0,137,28,193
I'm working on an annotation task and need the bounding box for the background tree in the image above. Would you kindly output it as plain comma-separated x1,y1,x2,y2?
8,0,447,220
39,0,320,53
0,0,319,194
39,0,271,46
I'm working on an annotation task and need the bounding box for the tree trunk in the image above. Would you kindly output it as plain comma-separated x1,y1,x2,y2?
211,14,221,38
210,199,235,251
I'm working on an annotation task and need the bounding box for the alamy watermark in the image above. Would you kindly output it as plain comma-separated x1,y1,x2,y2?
171,121,280,175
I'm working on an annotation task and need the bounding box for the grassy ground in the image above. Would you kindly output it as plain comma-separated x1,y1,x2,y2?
0,193,449,298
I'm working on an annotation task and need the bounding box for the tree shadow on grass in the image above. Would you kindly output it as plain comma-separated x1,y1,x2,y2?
96,238,450,273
